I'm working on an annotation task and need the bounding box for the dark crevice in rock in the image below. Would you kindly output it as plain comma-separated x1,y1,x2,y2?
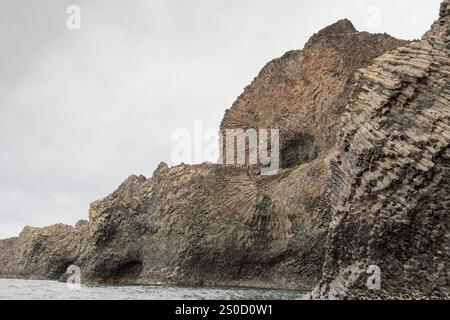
281,133,318,168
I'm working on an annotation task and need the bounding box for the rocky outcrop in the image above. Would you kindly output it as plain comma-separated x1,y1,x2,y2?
73,160,330,289
0,160,330,289
0,221,88,280
311,0,450,299
220,19,407,167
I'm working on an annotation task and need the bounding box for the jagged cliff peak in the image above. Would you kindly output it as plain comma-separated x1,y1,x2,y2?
305,19,357,46
153,162,169,177
424,0,450,39
440,0,450,18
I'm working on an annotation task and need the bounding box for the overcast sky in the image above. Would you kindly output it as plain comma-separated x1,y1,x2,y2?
0,0,442,238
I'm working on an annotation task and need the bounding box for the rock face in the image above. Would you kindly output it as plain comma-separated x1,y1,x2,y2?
76,161,331,289
311,0,450,299
0,17,418,295
220,19,407,168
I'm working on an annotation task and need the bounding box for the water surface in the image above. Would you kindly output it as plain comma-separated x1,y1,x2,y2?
0,278,305,300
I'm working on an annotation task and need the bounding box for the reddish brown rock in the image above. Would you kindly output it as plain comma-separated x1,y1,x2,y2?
220,19,407,168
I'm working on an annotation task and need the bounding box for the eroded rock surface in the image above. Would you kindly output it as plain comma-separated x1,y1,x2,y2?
311,0,450,299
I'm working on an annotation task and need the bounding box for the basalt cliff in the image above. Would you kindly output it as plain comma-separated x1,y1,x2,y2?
1,2,449,300
310,0,450,299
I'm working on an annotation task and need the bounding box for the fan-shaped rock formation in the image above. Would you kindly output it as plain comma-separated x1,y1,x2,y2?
75,161,331,289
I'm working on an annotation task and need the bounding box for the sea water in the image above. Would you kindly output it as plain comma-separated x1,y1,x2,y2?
0,278,305,300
